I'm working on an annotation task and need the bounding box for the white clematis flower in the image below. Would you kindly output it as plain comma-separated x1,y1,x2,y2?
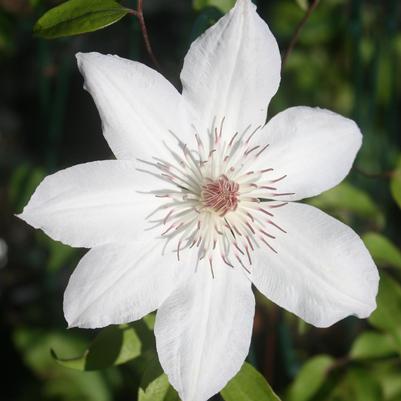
19,0,379,400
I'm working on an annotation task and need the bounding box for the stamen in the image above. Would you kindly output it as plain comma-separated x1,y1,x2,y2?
201,175,239,216
138,119,292,274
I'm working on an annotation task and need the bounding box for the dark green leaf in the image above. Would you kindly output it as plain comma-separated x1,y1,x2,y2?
349,369,383,401
190,6,223,43
373,360,401,401
13,328,111,401
193,0,235,13
287,355,334,401
295,0,308,10
221,362,281,401
138,356,179,401
307,182,385,228
10,163,45,212
331,368,383,401
362,232,401,270
350,331,397,360
369,272,401,333
33,0,131,39
390,156,401,209
52,324,142,371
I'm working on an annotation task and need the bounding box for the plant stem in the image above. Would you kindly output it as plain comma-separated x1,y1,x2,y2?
354,167,394,179
129,0,160,70
282,0,320,67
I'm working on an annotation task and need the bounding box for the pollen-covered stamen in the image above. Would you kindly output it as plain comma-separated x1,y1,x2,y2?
138,116,294,276
201,175,239,216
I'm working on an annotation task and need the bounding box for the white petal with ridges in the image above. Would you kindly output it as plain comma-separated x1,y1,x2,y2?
64,241,184,328
250,202,379,328
18,160,163,248
251,107,362,201
155,262,255,401
181,0,281,136
77,52,190,161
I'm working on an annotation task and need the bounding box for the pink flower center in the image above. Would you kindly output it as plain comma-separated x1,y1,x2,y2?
201,175,239,216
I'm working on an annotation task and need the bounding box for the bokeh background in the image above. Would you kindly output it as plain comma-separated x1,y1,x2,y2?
1,0,401,400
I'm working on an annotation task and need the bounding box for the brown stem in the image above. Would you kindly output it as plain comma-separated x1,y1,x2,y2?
131,0,161,70
354,167,394,179
282,0,320,67
327,356,351,373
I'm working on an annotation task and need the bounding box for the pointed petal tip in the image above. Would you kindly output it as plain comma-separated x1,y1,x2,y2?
75,52,105,72
309,298,378,329
66,322,75,330
16,209,34,226
234,0,256,10
15,212,24,221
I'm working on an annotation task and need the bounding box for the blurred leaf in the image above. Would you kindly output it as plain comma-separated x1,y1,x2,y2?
221,362,281,401
308,182,385,228
332,368,383,401
271,1,338,46
349,369,383,401
369,272,401,333
138,356,179,401
190,6,223,42
287,355,334,401
13,328,111,401
47,239,77,271
373,361,401,401
193,0,235,13
362,232,401,269
33,0,131,39
29,0,43,7
295,0,308,10
390,156,401,209
350,331,397,360
9,163,45,212
52,324,142,371
36,231,78,272
0,12,15,56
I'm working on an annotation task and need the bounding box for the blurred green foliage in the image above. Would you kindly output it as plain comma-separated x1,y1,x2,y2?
1,0,401,400
221,363,281,401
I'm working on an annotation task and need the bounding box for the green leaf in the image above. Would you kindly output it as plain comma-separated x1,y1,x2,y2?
350,331,397,360
193,0,236,13
10,163,45,212
52,324,142,371
138,357,179,401
13,328,111,401
47,240,78,272
373,361,401,401
287,355,334,401
362,232,401,270
369,272,401,333
295,0,308,10
390,156,401,209
332,368,383,401
221,362,281,401
33,0,131,39
307,182,385,228
190,6,223,42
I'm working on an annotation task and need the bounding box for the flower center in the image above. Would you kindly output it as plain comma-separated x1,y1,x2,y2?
138,117,293,277
201,175,239,216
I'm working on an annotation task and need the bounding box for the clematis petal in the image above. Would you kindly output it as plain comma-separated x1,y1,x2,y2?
251,107,362,201
250,202,379,328
64,241,184,328
77,52,190,161
18,160,162,248
155,262,255,401
180,0,280,136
